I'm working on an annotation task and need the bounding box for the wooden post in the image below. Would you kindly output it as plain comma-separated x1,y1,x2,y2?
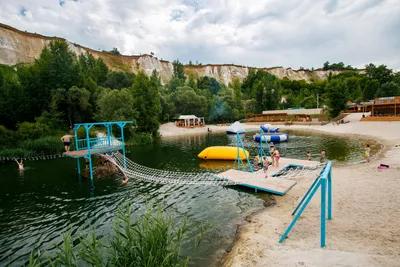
395,103,397,116
372,104,374,117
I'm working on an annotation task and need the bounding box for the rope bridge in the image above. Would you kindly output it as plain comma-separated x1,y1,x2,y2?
103,152,325,186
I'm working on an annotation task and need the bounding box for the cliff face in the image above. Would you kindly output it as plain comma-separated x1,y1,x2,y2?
0,23,351,84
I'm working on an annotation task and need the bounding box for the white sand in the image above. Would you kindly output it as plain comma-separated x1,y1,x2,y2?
160,115,400,267
217,115,400,267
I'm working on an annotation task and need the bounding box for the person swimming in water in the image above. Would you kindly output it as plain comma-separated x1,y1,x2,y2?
320,149,326,163
15,159,23,170
262,156,269,178
306,151,311,161
364,144,371,162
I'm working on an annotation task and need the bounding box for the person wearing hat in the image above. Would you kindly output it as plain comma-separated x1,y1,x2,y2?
269,142,275,166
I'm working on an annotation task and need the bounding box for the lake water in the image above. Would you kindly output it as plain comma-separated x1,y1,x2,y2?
0,130,378,266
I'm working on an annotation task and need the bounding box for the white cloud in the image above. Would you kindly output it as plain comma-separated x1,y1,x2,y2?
1,0,399,70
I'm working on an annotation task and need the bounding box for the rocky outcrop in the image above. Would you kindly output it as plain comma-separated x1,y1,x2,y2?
0,23,358,84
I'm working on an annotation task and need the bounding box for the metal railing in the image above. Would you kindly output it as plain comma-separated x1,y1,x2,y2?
279,161,332,247
76,136,123,151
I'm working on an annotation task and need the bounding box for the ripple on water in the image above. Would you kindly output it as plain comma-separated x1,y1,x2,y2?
0,131,379,265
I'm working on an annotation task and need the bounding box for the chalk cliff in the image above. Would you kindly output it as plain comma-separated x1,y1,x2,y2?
0,23,352,84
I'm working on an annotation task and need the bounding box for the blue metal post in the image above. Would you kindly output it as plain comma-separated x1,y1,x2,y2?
328,167,332,220
85,125,94,181
118,123,127,169
77,158,81,175
74,126,79,150
321,178,326,247
106,123,111,146
292,177,320,215
279,179,322,243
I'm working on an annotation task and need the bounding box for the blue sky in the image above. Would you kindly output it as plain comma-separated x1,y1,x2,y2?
1,0,399,70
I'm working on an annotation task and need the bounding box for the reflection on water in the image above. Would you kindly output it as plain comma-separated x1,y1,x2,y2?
0,130,378,266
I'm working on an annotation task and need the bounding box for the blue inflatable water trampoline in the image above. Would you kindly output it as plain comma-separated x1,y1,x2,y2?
253,134,288,142
260,124,279,133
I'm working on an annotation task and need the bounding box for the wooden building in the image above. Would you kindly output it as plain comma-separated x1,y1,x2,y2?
362,96,400,121
175,115,205,128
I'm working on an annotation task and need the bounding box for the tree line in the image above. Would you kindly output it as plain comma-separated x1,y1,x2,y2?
1,40,400,151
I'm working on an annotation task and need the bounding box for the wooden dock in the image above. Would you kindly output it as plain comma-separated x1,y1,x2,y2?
63,146,121,158
215,158,320,195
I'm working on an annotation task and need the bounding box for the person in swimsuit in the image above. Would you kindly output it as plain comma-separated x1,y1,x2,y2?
262,156,269,178
320,149,326,163
61,133,75,152
15,159,24,170
364,144,371,162
306,151,311,161
273,148,280,167
269,142,275,166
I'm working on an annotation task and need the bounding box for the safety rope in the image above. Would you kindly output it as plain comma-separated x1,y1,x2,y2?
103,151,325,185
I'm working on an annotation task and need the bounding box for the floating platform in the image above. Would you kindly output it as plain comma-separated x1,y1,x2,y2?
215,158,320,195
63,146,121,158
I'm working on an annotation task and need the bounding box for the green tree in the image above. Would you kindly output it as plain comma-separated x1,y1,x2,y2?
95,88,137,121
365,63,393,85
375,81,400,97
326,79,348,117
230,78,244,115
172,59,185,81
171,86,208,117
131,71,161,134
103,71,135,89
66,86,92,125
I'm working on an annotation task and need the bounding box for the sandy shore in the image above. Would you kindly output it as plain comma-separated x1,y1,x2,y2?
217,116,400,267
160,114,400,267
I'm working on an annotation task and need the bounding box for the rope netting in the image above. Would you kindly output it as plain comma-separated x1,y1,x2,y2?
103,151,325,185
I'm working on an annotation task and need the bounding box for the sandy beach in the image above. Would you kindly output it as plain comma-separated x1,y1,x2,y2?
160,114,400,267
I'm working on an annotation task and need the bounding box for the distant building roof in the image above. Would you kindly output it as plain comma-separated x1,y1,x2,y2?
178,115,198,120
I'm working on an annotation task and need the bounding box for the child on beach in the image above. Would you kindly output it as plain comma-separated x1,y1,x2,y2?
262,156,269,178
364,144,371,162
306,151,311,161
273,149,280,167
15,159,23,170
320,149,326,163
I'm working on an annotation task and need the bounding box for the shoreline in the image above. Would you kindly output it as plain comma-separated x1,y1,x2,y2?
159,116,400,267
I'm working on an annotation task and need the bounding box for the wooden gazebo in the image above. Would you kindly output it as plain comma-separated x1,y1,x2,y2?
362,96,400,121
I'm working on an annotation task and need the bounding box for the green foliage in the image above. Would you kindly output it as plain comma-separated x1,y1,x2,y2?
102,71,135,89
322,61,355,70
27,202,208,267
0,124,16,148
0,148,35,158
172,59,185,81
365,63,393,85
375,81,400,98
17,122,51,140
131,71,162,135
76,127,97,139
96,88,138,122
19,136,66,155
127,132,153,145
326,79,348,117
170,86,208,117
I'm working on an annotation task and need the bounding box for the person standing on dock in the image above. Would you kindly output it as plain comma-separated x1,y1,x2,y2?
262,156,269,178
61,133,75,152
306,151,311,161
320,149,326,163
273,148,280,167
269,142,275,166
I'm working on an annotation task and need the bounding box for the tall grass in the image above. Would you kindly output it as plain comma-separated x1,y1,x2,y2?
26,202,208,266
19,137,66,155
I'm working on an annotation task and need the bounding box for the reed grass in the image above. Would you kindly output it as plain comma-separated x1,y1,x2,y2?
26,202,209,266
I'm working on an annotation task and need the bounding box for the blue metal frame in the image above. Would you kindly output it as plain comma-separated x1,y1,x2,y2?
279,161,332,247
70,121,132,181
231,131,253,172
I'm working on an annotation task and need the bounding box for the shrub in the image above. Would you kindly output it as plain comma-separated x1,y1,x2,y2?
0,125,17,148
17,122,51,140
0,148,35,158
127,132,153,145
76,127,97,139
19,136,66,155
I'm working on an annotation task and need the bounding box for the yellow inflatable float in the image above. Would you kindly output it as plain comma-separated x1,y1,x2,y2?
197,146,250,160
